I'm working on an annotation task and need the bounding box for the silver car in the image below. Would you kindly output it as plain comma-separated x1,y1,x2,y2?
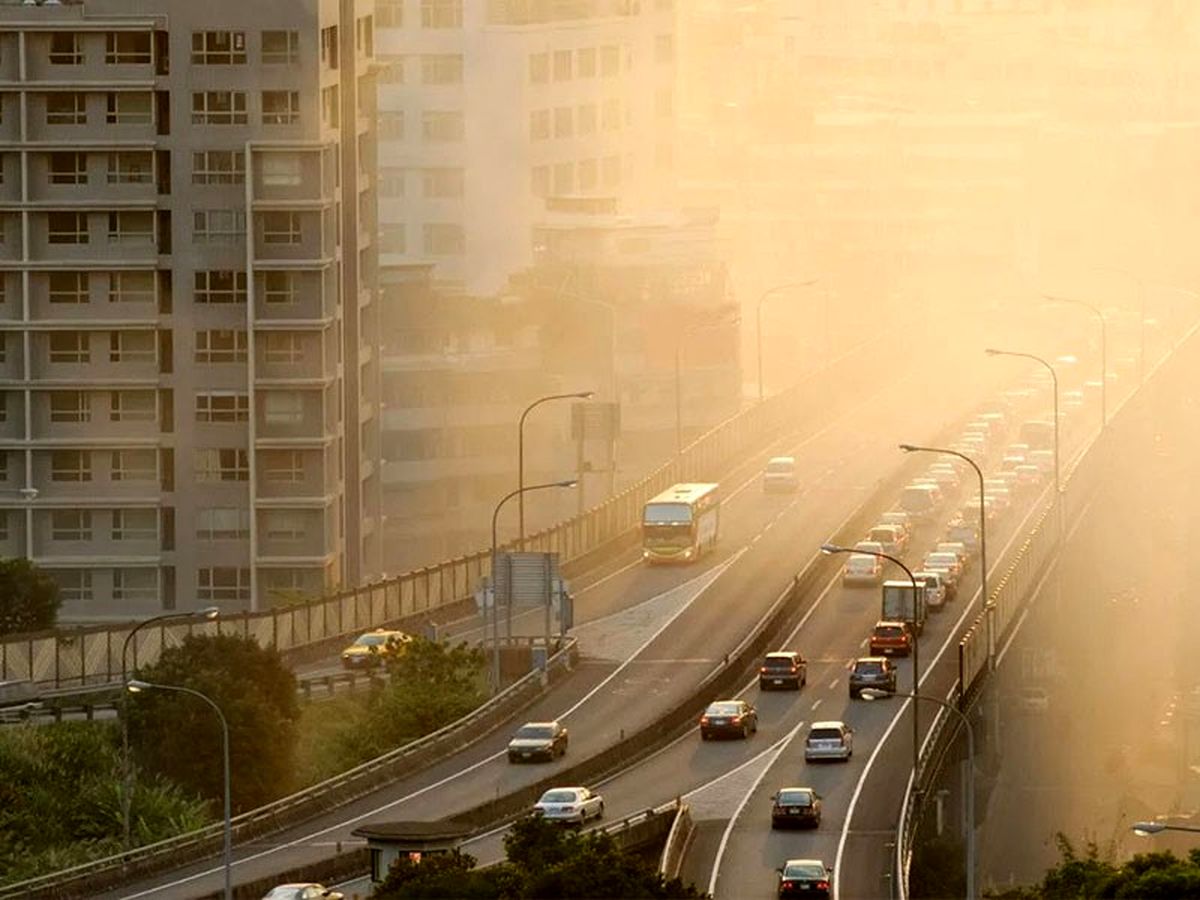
804,720,853,762
533,786,604,825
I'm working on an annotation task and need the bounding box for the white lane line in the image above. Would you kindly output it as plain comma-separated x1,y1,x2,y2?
576,556,643,596
828,679,840,690
810,699,822,711
706,718,809,898
860,637,870,648
123,550,746,900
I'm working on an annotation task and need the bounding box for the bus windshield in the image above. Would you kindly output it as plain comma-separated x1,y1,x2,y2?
643,503,693,525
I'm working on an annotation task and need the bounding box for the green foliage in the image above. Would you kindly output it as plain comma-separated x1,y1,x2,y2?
0,557,61,636
0,722,208,885
910,833,966,900
127,633,299,812
988,833,1200,899
374,814,707,900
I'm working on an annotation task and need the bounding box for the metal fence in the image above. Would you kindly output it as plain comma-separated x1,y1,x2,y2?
0,338,885,690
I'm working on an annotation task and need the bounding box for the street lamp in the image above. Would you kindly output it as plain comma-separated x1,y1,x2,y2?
121,607,219,856
1133,820,1200,836
1090,265,1145,384
862,688,976,900
985,348,1060,499
518,391,593,543
756,280,818,402
820,542,922,782
490,479,577,687
1041,294,1107,426
126,679,231,900
900,444,992,667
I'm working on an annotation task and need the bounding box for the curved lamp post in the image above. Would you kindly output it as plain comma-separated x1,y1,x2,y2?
985,348,1060,498
756,280,818,402
121,607,219,856
1041,294,1106,426
862,688,976,900
821,542,922,781
127,679,231,900
490,479,577,687
1090,265,1145,383
518,391,593,544
1133,820,1200,836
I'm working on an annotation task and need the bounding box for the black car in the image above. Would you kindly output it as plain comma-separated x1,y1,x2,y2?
507,721,568,763
759,651,807,691
777,859,831,899
771,787,821,829
699,699,757,740
848,657,897,699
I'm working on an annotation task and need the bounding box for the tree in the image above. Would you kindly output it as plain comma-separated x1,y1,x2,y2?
0,558,61,636
127,633,300,811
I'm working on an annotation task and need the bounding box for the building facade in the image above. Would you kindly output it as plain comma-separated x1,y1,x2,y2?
0,0,381,619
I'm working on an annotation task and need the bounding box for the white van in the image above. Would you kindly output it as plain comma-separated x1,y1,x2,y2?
900,483,942,520
763,456,799,493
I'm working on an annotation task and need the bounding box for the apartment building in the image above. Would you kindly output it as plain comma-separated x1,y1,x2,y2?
374,0,678,296
0,0,382,620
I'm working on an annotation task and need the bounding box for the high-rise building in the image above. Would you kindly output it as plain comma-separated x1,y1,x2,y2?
0,0,382,620
374,0,678,296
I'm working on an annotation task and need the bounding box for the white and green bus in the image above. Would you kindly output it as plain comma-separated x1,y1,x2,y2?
642,483,721,564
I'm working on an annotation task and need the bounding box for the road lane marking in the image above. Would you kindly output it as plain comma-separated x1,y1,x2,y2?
828,679,840,690
810,699,822,711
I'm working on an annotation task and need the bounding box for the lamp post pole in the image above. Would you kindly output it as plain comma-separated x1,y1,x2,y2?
120,608,218,856
1042,294,1106,426
1091,266,1146,384
985,348,1060,499
518,391,593,545
756,280,818,402
490,479,577,687
900,444,991,667
821,543,922,781
126,679,231,900
1133,820,1200,837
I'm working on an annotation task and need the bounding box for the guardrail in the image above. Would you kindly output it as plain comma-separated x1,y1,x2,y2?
659,801,695,878
0,339,888,692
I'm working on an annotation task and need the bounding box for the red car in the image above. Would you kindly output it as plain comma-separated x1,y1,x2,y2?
869,620,912,657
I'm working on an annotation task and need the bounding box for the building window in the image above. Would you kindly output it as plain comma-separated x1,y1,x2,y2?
263,333,302,364
108,151,152,184
109,331,156,363
378,167,405,197
197,567,251,602
106,92,153,125
577,47,596,77
321,86,339,128
196,507,249,540
422,167,464,198
320,25,338,69
50,391,90,423
108,271,155,304
529,53,548,84
421,110,463,142
553,50,571,81
194,270,247,304
112,509,157,541
191,91,248,125
196,392,248,423
195,329,248,363
49,33,83,65
262,449,303,482
553,162,573,194
48,152,88,185
105,32,151,64
529,109,549,141
600,45,619,77
191,31,246,65
51,509,92,541
264,392,304,425
107,211,154,243
49,272,88,304
263,272,297,305
110,390,156,422
421,54,463,85
377,0,403,28
357,15,374,56
194,448,249,482
577,103,596,135
262,211,301,244
378,110,404,139
111,448,155,481
265,509,305,541
421,0,462,28
113,568,157,602
262,30,299,65
50,449,92,482
192,150,245,185
193,209,246,243
0,394,7,424
554,106,572,138
57,570,92,603
49,332,89,363
46,93,87,125
262,91,300,126
423,223,464,256
261,153,302,187
379,224,405,253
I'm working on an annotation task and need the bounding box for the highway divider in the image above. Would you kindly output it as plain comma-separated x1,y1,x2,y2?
659,801,695,878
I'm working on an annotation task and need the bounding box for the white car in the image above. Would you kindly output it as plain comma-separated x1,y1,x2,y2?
913,571,947,611
262,885,343,900
533,786,604,824
804,720,853,762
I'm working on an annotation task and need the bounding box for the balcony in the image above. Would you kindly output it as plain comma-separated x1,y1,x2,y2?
27,150,158,205
254,331,330,383
22,32,157,85
255,389,327,442
29,330,160,384
29,389,160,442
256,507,332,559
25,92,158,145
252,268,337,324
31,449,163,502
254,448,336,500
29,211,159,264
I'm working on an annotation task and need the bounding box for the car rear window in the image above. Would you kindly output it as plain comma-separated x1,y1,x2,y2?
809,728,842,741
766,461,795,474
855,661,884,675
763,656,795,669
874,626,903,638
515,725,555,739
777,790,813,806
706,702,742,716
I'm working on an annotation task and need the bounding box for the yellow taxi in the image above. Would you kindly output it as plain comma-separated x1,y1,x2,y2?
340,628,411,670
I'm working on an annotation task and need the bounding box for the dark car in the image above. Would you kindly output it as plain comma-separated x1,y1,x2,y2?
849,657,897,699
759,651,807,691
777,859,832,899
507,720,568,763
771,787,822,829
869,621,912,657
699,699,758,740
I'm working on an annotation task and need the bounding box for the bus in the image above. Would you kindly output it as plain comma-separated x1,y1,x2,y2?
642,483,721,563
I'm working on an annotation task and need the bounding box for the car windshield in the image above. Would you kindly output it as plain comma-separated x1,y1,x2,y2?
540,790,578,803
515,725,555,739
809,727,842,741
777,790,813,806
706,702,742,716
763,656,795,669
874,626,903,638
643,502,692,525
355,634,388,647
855,661,884,675
766,460,794,474
783,863,827,879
